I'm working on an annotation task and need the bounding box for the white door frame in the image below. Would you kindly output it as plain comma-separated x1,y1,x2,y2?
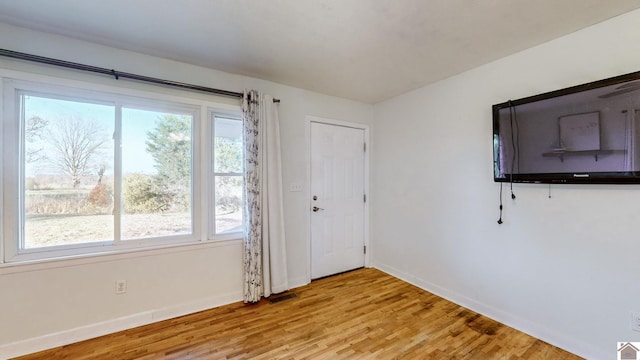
306,115,370,283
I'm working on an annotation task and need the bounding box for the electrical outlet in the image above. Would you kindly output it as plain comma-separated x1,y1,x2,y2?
632,312,640,332
115,280,127,294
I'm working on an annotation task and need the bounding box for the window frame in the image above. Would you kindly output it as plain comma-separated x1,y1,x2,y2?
1,71,243,265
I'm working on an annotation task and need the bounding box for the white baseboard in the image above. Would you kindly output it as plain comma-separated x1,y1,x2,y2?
0,291,242,360
373,262,604,360
287,276,309,290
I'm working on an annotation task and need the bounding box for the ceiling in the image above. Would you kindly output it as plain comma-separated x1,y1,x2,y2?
0,1,639,104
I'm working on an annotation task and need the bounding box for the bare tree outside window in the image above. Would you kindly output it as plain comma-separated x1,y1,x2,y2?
25,115,49,163
46,117,109,188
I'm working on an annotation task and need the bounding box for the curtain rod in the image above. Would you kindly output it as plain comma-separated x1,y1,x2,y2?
0,48,280,103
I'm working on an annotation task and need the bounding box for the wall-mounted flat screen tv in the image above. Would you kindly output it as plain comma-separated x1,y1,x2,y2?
493,71,640,184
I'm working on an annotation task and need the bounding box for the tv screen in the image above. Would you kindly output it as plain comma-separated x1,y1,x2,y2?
493,71,640,184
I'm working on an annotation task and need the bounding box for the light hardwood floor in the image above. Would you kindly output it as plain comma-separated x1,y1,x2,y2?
14,268,582,359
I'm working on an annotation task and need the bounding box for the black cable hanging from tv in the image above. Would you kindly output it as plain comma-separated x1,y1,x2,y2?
0,48,280,103
497,100,519,225
497,182,504,225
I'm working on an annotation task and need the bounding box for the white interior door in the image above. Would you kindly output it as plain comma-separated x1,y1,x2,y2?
311,122,365,279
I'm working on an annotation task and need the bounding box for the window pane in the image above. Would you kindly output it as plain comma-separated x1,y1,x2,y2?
214,176,243,234
214,116,243,173
22,95,115,248
121,108,193,240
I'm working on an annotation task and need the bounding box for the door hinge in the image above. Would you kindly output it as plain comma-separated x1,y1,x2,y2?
364,245,367,254
363,142,366,152
363,194,366,203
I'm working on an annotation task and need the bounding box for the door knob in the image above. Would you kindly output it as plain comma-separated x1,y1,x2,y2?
312,206,324,212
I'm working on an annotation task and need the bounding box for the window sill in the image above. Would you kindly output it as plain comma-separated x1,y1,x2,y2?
0,238,242,275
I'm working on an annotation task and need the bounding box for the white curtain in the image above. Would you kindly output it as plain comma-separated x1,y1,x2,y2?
242,90,288,303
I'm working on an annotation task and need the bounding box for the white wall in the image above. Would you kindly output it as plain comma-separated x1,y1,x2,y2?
0,22,373,358
372,9,640,360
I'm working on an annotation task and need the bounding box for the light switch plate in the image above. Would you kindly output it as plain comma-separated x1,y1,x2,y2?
632,312,640,332
115,280,127,294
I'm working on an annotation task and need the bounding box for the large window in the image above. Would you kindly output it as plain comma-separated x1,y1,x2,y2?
2,77,243,263
22,94,117,249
